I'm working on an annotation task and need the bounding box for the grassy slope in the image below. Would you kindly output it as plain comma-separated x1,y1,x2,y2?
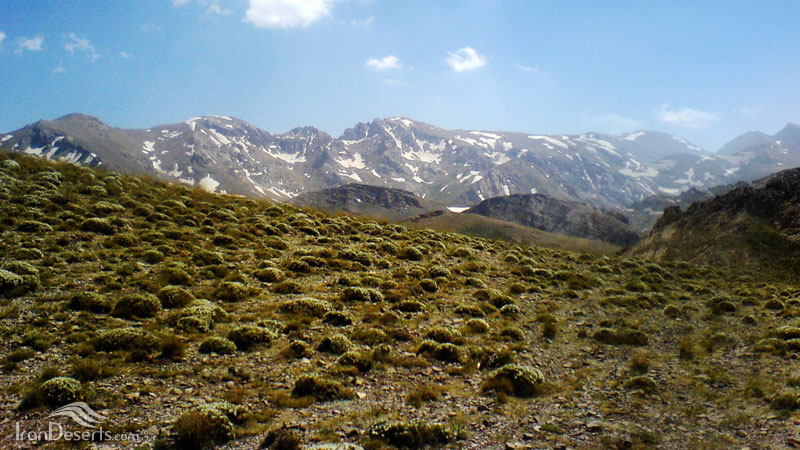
402,211,620,255
0,153,799,449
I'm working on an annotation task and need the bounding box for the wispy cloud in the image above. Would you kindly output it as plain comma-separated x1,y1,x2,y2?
207,3,232,15
366,55,401,71
513,63,538,73
655,104,719,129
446,47,486,72
16,35,44,54
350,16,374,27
120,51,133,59
65,33,99,61
52,65,65,74
244,0,333,29
0,31,6,48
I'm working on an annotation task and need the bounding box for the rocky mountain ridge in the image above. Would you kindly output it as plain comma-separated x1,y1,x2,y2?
2,114,799,212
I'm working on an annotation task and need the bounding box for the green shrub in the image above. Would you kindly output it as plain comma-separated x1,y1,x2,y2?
278,297,332,317
195,250,225,266
764,299,785,311
424,327,462,344
93,328,160,353
291,374,353,401
770,392,799,411
483,364,544,397
272,281,305,295
775,326,800,340
157,286,196,308
341,286,383,302
624,375,658,394
318,334,353,355
417,340,462,363
465,318,490,334
366,421,455,448
336,350,374,371
80,218,116,234
198,336,237,355
227,325,275,351
352,327,388,345
142,250,165,264
322,310,354,326
172,404,240,449
159,266,192,286
397,246,423,261
40,377,82,406
159,334,186,360
68,292,112,313
419,279,438,293
0,269,24,297
283,340,314,359
500,326,525,342
255,267,286,283
17,220,53,233
215,281,249,303
393,300,424,313
593,327,649,346
111,293,162,319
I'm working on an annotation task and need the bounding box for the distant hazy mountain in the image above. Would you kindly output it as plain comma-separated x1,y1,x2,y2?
289,183,444,221
464,194,641,247
2,114,798,212
629,167,800,280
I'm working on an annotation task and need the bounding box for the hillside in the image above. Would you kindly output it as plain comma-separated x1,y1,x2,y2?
401,210,620,254
630,167,800,280
289,184,444,222
1,153,799,449
466,194,641,247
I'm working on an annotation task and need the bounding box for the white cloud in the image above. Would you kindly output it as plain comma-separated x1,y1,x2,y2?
350,16,374,27
0,32,5,48
120,51,133,59
655,104,719,129
513,63,538,73
16,35,44,54
244,0,333,29
207,4,232,15
65,33,99,61
52,65,64,74
445,47,486,72
366,55,400,71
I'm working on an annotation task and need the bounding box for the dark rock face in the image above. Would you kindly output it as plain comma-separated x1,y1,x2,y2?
289,184,444,221
465,194,641,247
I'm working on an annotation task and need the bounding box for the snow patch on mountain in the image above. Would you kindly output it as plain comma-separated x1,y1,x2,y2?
529,135,569,149
624,131,646,141
337,153,366,169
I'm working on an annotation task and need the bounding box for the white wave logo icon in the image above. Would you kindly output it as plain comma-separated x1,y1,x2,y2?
46,402,107,428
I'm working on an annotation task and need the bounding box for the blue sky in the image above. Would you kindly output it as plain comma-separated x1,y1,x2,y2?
1,1,798,151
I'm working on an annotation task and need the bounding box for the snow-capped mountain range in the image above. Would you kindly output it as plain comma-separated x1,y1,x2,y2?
2,113,798,210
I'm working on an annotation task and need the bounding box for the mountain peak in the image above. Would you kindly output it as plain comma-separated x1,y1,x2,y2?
774,122,800,146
